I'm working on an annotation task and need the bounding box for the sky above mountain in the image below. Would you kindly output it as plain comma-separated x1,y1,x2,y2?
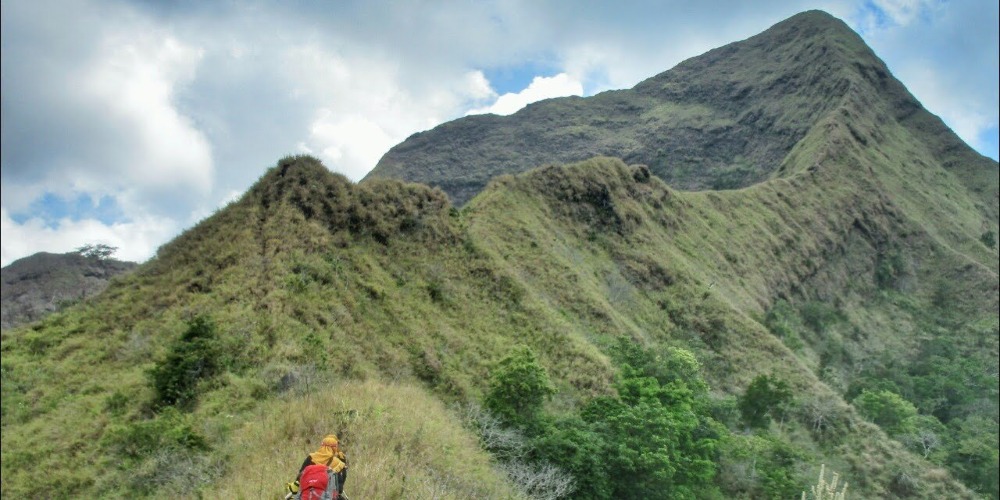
2,0,997,266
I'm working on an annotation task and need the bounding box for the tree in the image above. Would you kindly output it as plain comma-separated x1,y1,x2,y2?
900,415,947,460
150,316,221,410
532,416,611,499
580,364,721,499
75,243,117,260
739,374,793,429
852,389,917,435
484,346,555,428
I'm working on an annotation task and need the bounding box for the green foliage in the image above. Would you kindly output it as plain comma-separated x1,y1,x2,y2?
852,389,917,435
610,339,708,395
739,374,794,429
484,346,555,428
149,315,222,410
718,433,807,499
531,416,612,498
948,416,1000,498
104,390,130,417
875,250,905,290
102,406,209,462
799,302,842,334
981,230,997,249
764,300,804,350
481,342,726,499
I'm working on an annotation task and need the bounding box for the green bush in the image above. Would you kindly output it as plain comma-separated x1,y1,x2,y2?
739,374,793,429
852,389,917,435
799,302,841,334
981,230,996,249
102,407,209,463
586,368,722,499
764,300,804,349
484,345,555,429
718,434,806,499
875,250,905,290
149,315,221,410
531,416,612,498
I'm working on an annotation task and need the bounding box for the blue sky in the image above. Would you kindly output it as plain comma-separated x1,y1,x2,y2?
1,0,997,266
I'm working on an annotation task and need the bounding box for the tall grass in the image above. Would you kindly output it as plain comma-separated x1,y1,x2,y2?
215,378,519,499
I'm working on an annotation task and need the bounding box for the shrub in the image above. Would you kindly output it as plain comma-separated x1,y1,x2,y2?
484,346,555,429
852,389,917,435
739,374,793,429
981,230,996,249
149,315,221,410
799,302,842,334
101,407,209,463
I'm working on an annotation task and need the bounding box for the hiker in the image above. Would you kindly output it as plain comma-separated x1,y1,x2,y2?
288,434,348,499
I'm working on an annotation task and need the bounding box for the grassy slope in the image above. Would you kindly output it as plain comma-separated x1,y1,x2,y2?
3,133,994,500
367,11,908,206
2,28,997,493
0,157,614,498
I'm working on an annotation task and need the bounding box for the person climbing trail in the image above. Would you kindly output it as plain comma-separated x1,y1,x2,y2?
286,434,349,500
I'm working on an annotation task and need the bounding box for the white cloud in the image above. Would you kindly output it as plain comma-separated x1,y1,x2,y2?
467,73,584,116
299,111,395,181
284,44,503,180
1,207,178,266
1,0,213,217
870,0,938,26
80,33,213,194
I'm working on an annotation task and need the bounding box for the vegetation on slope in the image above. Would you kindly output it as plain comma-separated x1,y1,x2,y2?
2,10,997,500
3,146,994,498
367,10,998,215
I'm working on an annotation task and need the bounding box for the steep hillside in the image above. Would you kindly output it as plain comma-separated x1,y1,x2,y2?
2,152,995,498
2,9,998,499
367,10,998,218
1,251,137,330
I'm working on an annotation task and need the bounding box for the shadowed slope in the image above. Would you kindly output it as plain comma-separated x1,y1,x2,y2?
367,10,997,219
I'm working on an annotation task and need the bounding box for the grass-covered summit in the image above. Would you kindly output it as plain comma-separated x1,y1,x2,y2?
2,9,998,499
366,10,997,215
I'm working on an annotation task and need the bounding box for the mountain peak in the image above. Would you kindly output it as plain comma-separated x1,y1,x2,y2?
365,10,914,205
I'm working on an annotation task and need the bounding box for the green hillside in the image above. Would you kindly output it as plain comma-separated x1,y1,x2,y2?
3,8,998,500
367,10,999,217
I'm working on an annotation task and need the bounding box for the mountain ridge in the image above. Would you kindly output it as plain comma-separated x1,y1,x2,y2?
2,10,997,499
367,10,997,220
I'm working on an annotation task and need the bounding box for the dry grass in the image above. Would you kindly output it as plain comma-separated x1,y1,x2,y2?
215,378,518,499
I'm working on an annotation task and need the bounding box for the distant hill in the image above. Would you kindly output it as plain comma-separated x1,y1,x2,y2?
2,10,997,499
367,10,998,216
1,251,137,329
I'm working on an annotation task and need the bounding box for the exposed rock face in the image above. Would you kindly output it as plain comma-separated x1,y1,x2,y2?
1,252,137,329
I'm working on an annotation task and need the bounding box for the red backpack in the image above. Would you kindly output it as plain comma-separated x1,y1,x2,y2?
298,464,338,500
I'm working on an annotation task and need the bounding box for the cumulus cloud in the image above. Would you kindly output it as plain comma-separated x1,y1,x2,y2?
468,73,584,116
80,34,213,195
284,43,502,180
1,0,213,213
0,207,178,266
